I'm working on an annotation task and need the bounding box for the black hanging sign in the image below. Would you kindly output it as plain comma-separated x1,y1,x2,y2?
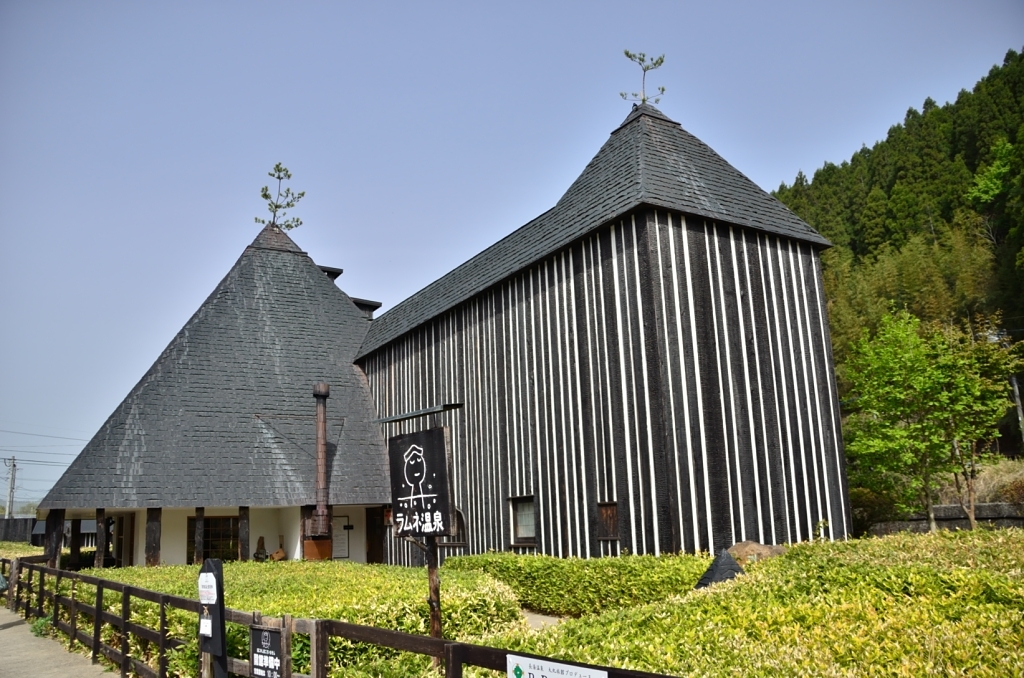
197,558,228,678
388,427,455,537
250,626,283,678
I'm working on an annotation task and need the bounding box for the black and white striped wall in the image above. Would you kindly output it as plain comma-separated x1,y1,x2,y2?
359,209,850,564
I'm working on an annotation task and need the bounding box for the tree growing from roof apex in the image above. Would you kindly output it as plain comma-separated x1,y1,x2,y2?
620,50,666,105
255,162,305,231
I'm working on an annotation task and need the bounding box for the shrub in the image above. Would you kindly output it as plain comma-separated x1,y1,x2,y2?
78,560,523,677
444,551,712,617
477,529,1024,677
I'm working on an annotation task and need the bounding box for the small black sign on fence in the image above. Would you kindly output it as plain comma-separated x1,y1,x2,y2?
388,427,455,537
250,625,283,678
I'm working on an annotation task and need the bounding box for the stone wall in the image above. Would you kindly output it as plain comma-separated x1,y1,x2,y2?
869,503,1024,536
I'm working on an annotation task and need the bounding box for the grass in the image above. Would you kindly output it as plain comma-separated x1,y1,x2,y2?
0,541,43,560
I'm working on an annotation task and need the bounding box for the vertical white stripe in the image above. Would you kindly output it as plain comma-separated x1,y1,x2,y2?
812,254,848,538
685,219,714,549
778,240,811,538
669,214,701,551
631,216,659,554
610,222,638,551
655,213,686,549
708,222,739,544
568,249,590,557
596,236,617,502
797,247,834,537
730,226,764,543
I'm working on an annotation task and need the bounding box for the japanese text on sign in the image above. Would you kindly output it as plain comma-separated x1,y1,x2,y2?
506,655,608,678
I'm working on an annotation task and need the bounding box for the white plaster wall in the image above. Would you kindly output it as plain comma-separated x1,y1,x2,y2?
132,509,146,567
332,505,369,563
161,508,191,565
279,506,302,561
249,507,283,556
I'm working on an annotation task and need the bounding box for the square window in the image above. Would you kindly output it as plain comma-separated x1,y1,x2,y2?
597,502,618,540
510,496,536,544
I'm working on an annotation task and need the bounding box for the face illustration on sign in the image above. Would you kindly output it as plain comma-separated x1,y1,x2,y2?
403,444,434,509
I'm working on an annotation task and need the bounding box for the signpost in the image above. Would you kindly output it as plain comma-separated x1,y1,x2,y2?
388,426,454,643
250,626,283,678
197,558,227,678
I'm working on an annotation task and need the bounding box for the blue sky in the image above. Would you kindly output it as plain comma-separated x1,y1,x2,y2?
2,1,1023,503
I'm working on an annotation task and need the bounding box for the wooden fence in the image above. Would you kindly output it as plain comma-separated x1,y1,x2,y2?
2,558,673,678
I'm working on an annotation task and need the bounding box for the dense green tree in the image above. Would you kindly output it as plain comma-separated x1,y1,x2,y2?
774,48,1024,335
845,310,1020,529
845,311,953,529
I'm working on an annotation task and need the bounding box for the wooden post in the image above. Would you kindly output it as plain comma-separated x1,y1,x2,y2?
444,643,465,678
146,508,162,566
426,536,442,640
92,581,103,663
69,518,82,570
52,569,62,630
238,506,250,562
120,587,131,678
45,508,65,569
37,568,45,618
69,579,77,648
310,619,329,678
158,595,168,678
194,508,205,565
7,558,19,611
201,651,212,678
282,614,293,678
23,566,32,619
95,508,107,569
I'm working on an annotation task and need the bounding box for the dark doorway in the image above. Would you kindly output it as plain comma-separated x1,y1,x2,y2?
365,506,385,564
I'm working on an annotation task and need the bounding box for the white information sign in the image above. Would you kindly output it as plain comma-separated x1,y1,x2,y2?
199,616,212,637
198,572,217,604
507,655,608,678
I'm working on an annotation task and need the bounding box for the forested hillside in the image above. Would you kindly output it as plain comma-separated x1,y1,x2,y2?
774,48,1024,373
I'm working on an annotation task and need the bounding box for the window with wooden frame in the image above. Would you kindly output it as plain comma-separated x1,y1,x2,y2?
510,496,536,545
442,509,468,547
187,516,239,564
597,502,618,540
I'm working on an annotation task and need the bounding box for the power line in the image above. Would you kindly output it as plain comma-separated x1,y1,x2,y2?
0,429,89,442
0,448,79,456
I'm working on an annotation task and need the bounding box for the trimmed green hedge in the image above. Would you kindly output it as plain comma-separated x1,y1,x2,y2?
476,529,1024,677
444,551,713,616
74,560,522,677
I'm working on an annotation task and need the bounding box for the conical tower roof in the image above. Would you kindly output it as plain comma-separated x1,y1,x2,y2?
358,104,827,357
42,225,388,510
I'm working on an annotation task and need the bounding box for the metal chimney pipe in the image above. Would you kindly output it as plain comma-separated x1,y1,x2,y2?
313,382,330,535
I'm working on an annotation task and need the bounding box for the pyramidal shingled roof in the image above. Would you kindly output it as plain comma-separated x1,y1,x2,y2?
41,224,389,510
357,103,828,359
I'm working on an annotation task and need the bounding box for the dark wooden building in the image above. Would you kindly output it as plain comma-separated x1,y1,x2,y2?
39,103,848,567
357,104,849,561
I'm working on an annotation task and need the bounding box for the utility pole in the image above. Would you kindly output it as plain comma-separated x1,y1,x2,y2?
4,457,15,518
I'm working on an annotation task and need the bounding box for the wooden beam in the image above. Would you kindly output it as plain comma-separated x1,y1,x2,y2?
45,508,65,569
69,519,82,570
194,508,204,565
145,508,162,567
95,509,106,569
238,506,250,562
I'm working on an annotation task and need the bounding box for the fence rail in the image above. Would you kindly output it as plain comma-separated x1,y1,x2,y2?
2,557,673,678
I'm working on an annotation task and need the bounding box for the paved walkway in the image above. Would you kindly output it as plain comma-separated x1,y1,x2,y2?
0,606,112,677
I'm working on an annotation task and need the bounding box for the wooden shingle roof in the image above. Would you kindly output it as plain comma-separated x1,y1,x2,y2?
357,103,828,359
41,225,389,510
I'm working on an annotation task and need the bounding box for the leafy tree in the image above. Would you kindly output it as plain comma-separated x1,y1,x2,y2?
255,162,305,231
846,310,1020,529
933,317,1022,528
620,50,666,105
845,310,953,530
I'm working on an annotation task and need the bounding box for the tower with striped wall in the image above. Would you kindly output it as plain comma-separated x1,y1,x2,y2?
356,104,850,562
